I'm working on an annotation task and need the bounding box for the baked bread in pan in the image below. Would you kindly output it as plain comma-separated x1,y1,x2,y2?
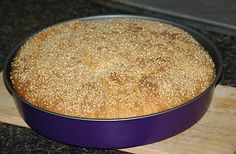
10,19,215,118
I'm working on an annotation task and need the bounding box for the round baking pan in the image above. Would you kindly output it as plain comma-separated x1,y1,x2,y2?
3,15,222,149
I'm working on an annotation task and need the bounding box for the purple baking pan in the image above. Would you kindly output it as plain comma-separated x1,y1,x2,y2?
3,15,222,149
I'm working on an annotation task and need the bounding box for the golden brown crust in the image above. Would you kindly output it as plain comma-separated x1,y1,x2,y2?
10,18,216,118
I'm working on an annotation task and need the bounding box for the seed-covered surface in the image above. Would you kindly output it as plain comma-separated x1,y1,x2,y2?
10,19,215,118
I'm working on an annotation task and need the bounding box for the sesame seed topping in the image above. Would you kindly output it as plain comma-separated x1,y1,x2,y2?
10,18,215,118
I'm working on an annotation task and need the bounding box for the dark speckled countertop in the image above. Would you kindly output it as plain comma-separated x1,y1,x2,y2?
0,0,236,153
